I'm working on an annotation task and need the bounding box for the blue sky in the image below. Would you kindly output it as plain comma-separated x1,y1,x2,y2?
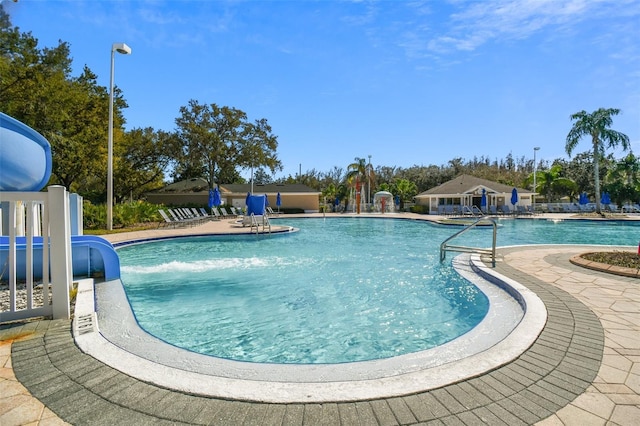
6,0,640,180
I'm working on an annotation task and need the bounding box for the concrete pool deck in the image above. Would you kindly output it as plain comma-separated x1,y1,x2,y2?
1,213,639,425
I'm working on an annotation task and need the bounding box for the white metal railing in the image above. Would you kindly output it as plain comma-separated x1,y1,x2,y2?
243,213,271,234
440,216,497,267
0,186,72,321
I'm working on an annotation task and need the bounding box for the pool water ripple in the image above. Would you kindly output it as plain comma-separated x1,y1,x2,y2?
118,218,491,364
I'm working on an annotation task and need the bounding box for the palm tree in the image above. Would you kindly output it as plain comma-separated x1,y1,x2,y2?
393,178,417,211
346,157,375,214
566,108,630,214
530,164,576,203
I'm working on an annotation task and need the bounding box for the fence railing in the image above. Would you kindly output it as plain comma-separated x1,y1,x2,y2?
0,185,72,321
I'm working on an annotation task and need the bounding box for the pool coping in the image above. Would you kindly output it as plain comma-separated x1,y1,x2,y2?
72,248,548,403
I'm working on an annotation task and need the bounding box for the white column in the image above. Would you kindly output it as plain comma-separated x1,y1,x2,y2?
48,185,71,319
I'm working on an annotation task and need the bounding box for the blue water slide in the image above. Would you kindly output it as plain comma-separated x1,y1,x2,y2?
0,235,120,281
1,113,121,280
0,112,52,192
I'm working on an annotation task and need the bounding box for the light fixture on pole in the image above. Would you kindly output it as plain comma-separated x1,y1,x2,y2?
367,154,372,206
107,42,131,230
533,147,540,212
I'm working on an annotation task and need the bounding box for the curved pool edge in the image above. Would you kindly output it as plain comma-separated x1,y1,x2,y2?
73,253,547,403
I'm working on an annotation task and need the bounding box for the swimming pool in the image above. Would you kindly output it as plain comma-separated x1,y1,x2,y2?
119,218,492,364
117,217,638,365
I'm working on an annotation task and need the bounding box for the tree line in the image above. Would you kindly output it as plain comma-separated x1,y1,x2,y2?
2,5,637,215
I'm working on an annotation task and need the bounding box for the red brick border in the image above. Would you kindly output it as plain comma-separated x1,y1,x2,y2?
570,253,640,278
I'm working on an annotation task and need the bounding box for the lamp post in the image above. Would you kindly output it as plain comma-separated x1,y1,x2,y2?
533,146,540,212
107,42,131,230
367,154,372,207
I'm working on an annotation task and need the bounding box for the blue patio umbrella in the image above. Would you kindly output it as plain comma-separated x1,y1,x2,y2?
395,195,400,206
601,192,611,205
481,188,487,208
208,189,214,209
579,192,588,205
245,192,251,206
276,192,281,212
212,186,221,207
511,187,518,206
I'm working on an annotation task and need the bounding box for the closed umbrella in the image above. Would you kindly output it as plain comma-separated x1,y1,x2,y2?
481,188,487,210
276,192,281,212
579,192,588,205
212,186,221,207
208,189,214,210
601,192,611,205
511,188,518,207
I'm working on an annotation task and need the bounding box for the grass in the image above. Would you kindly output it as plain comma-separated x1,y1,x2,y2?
581,251,640,269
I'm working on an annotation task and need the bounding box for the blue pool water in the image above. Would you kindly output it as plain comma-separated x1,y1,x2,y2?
118,217,639,364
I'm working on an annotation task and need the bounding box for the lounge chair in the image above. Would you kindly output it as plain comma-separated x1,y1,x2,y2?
266,206,281,216
219,207,235,218
158,209,181,228
199,208,218,220
190,208,209,224
516,206,532,215
169,208,198,226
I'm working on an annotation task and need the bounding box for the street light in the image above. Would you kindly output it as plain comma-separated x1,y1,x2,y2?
367,154,372,207
533,147,540,212
107,42,131,230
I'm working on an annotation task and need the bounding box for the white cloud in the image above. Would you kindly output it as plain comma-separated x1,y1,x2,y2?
397,0,640,57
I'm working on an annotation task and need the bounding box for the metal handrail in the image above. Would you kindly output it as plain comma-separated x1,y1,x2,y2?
440,216,497,267
248,213,271,234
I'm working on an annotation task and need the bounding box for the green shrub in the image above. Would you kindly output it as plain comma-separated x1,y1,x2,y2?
410,204,429,214
83,200,163,230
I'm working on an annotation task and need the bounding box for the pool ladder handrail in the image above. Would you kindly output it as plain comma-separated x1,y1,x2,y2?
247,213,271,234
440,216,497,267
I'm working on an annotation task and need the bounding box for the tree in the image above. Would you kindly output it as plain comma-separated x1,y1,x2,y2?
238,118,282,185
115,128,173,202
174,100,246,189
392,178,417,211
527,164,576,203
252,168,274,185
603,152,640,207
47,67,115,194
322,183,338,211
346,157,375,214
566,108,630,214
173,101,281,189
1,12,131,199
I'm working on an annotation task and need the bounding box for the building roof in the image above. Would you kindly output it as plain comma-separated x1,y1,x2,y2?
416,174,531,197
220,183,320,194
155,178,209,193
151,179,320,195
